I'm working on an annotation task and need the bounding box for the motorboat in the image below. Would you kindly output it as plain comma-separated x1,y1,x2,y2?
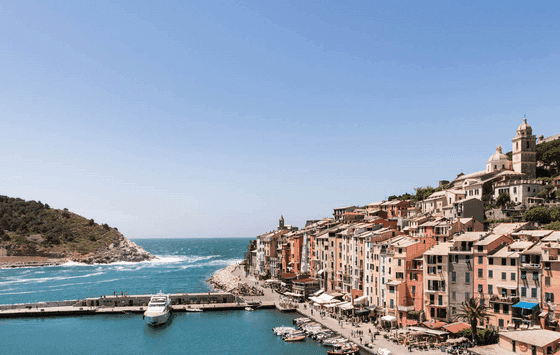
284,334,305,342
143,292,172,327
327,344,360,355
185,307,203,312
245,307,254,311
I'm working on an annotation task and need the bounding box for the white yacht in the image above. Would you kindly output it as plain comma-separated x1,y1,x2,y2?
143,292,172,326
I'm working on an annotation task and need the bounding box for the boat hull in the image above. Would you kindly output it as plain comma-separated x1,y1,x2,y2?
144,310,171,327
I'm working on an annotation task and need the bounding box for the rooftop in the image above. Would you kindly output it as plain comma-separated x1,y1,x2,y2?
424,242,453,256
499,329,560,347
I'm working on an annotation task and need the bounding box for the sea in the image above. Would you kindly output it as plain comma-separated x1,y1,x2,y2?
0,238,328,355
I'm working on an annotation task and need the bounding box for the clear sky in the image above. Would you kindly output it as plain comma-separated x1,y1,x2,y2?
1,1,559,238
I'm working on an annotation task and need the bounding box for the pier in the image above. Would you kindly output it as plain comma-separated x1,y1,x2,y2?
0,292,274,319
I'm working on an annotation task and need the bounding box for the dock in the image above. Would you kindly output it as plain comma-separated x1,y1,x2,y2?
0,292,274,319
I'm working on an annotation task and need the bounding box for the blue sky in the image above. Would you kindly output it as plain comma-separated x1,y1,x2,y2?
1,1,559,238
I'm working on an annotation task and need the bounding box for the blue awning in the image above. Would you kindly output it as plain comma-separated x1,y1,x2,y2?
512,302,539,310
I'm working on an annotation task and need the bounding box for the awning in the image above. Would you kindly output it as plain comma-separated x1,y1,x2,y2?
284,292,303,297
386,280,401,286
354,295,368,305
355,309,370,315
317,269,324,275
325,302,344,308
313,289,324,297
381,315,397,322
497,285,517,290
513,301,539,310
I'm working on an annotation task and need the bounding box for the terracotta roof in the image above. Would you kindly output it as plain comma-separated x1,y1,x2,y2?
443,322,470,333
422,320,447,329
281,273,296,279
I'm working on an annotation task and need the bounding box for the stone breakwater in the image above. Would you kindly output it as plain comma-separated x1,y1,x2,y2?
207,263,262,296
72,237,155,265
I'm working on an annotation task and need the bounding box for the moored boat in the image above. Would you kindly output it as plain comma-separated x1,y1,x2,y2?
327,344,360,355
143,291,172,327
284,335,305,342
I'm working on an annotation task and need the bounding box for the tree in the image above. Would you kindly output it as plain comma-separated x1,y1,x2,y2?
496,193,510,208
523,206,552,225
546,221,560,231
543,146,560,174
454,297,492,346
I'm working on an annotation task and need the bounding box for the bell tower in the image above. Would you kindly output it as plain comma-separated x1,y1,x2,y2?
511,116,537,179
278,215,285,230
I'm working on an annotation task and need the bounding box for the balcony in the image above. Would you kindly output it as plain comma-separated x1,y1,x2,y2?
521,264,540,270
489,296,520,304
398,305,415,312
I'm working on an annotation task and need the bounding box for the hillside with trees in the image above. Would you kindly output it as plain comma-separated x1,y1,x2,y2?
0,195,153,264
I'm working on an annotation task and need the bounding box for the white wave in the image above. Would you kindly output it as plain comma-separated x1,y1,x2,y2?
96,278,121,284
0,290,47,296
47,281,92,288
180,258,242,269
0,272,105,286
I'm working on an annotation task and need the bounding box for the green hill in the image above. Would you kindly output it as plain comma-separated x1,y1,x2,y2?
0,195,153,263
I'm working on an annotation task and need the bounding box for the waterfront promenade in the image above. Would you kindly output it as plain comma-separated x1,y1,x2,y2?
231,266,436,355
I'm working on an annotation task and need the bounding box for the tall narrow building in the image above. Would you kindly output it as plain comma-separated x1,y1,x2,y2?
512,117,537,179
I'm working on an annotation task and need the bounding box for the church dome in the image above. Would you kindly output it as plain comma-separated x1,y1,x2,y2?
517,118,533,135
487,146,508,163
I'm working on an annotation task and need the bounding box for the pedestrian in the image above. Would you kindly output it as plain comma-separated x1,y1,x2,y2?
360,337,362,344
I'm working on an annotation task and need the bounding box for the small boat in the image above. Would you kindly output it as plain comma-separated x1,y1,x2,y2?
143,291,172,327
245,307,254,311
327,344,360,355
284,335,305,342
185,308,203,312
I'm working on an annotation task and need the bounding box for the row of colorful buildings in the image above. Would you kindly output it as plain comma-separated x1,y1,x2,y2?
245,119,560,335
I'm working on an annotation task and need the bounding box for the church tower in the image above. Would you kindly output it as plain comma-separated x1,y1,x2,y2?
278,215,285,230
511,116,537,179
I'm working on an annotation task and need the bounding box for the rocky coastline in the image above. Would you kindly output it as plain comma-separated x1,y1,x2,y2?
207,262,263,296
0,236,155,268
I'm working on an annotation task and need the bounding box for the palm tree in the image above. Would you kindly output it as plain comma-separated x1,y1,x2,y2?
453,297,492,346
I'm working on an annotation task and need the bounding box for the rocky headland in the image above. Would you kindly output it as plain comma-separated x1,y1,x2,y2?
207,262,263,296
0,195,155,267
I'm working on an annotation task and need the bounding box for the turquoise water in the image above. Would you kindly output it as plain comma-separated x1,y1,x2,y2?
0,238,332,355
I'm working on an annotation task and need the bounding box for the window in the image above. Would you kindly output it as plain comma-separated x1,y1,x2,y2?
398,259,401,266
489,258,493,265
546,277,551,286
502,258,507,266
478,256,483,264
521,287,527,297
452,272,456,282
430,294,435,305
465,292,470,301
545,292,554,302
503,304,509,314
488,285,493,294
499,319,504,328
478,246,483,252
501,272,506,280
494,303,500,313
478,284,483,293
452,291,456,301
478,269,483,278
411,286,416,295
465,272,470,283
390,299,394,309
489,270,493,278
511,289,517,297
531,288,537,298
545,262,551,270
521,271,526,279
438,295,443,305
533,272,538,280
511,259,516,266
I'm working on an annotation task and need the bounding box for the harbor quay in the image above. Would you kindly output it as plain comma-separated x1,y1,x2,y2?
0,292,274,319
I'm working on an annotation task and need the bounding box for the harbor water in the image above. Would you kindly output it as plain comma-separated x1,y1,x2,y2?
0,238,328,354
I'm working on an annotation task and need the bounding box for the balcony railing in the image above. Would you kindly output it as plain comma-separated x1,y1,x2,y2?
489,296,519,304
521,264,540,270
